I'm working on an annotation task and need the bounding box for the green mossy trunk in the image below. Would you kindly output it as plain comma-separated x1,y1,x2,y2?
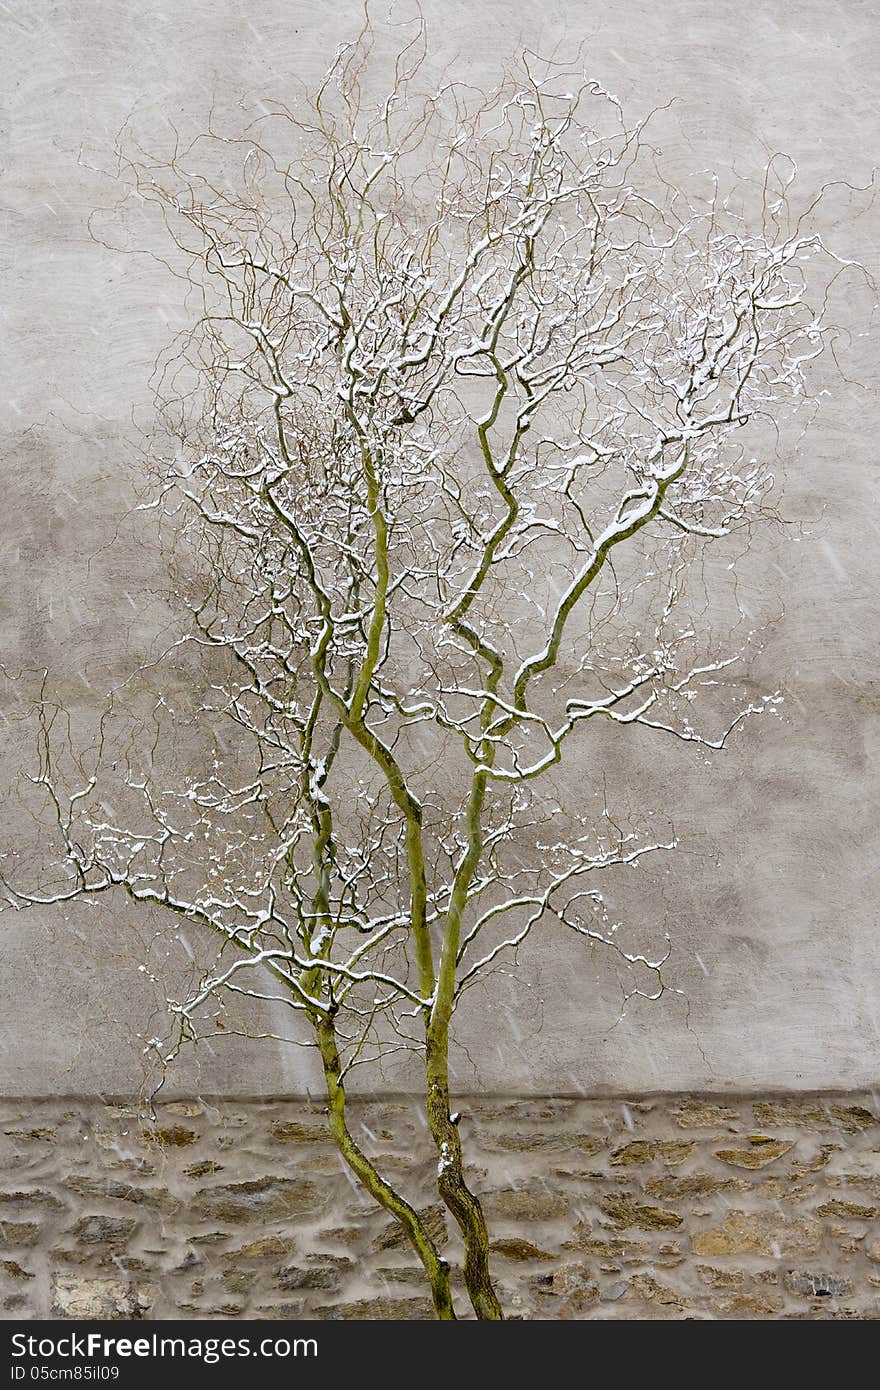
426,1029,503,1320
316,1015,457,1320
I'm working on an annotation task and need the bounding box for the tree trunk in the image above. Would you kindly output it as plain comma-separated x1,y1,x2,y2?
316,1015,456,1320
426,1029,503,1320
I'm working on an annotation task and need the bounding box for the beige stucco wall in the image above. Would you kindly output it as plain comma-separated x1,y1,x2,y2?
1,1,878,1097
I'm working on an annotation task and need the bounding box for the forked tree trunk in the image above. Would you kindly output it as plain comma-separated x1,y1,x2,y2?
426,1027,503,1320
315,1014,457,1319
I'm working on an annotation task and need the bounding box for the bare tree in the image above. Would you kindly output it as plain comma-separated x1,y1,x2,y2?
2,25,851,1318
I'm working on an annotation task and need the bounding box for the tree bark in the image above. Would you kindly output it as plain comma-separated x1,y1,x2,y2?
426,1028,503,1320
316,1015,456,1320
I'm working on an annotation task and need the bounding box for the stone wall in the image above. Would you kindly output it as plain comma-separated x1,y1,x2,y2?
1,1094,878,1320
